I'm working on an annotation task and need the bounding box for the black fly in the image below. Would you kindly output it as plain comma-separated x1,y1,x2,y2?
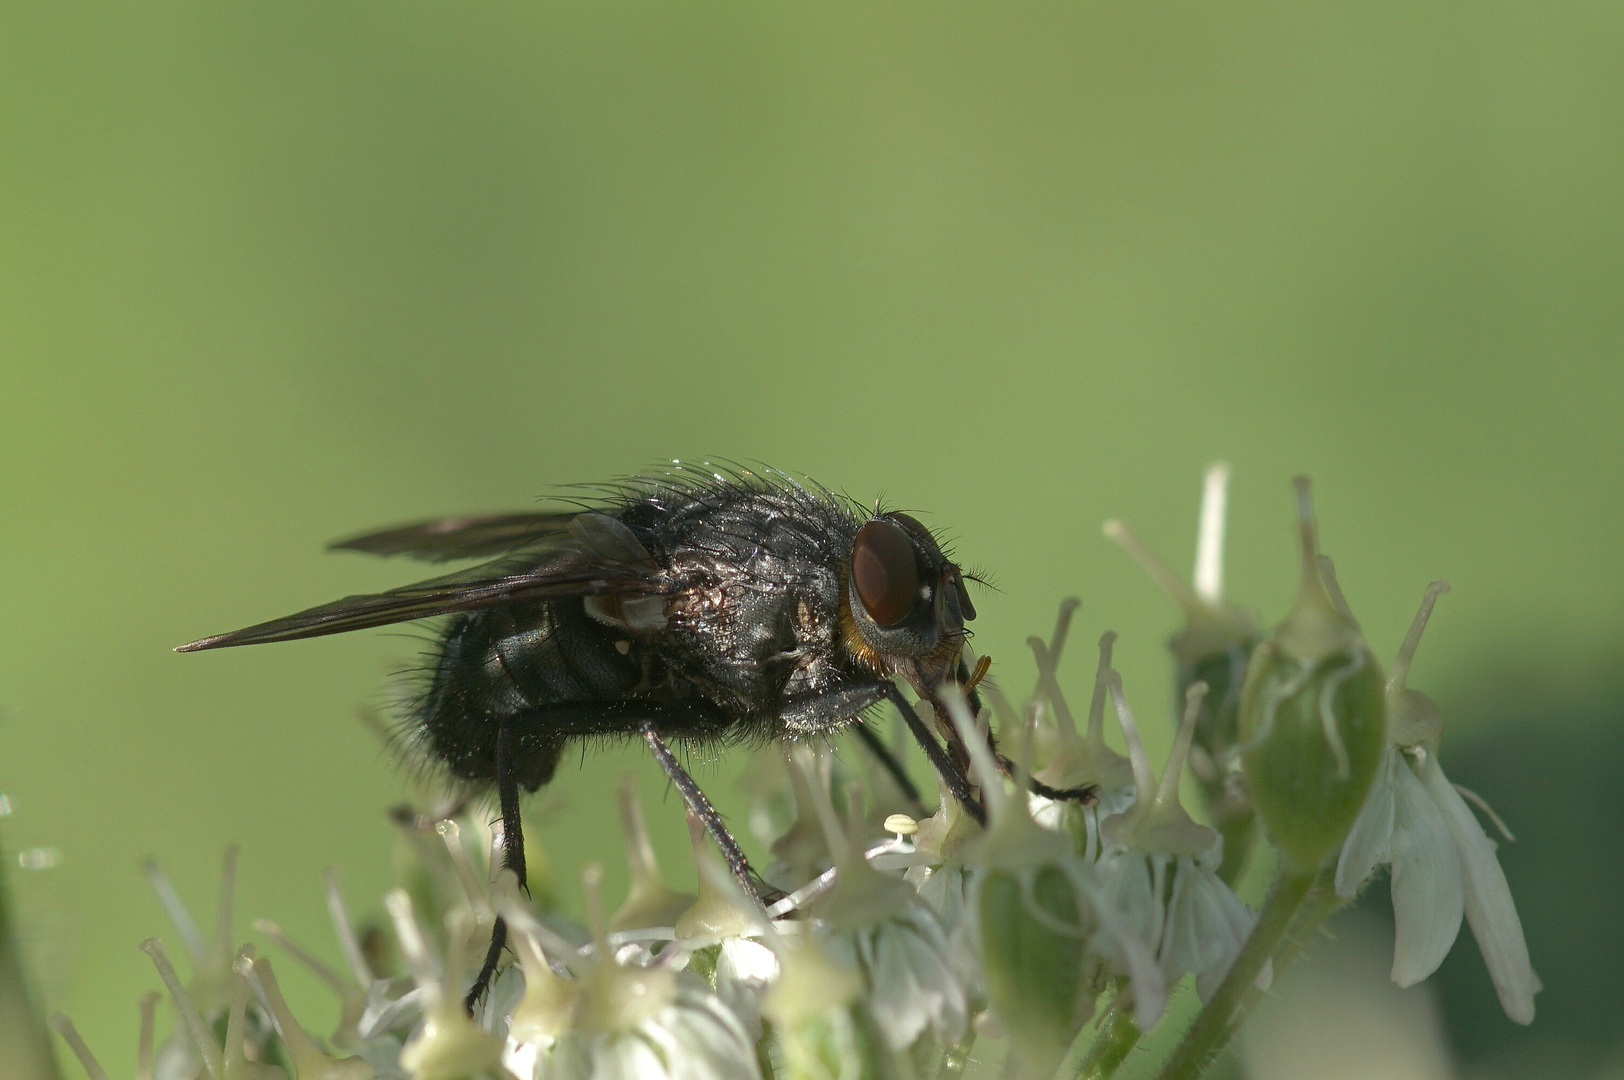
178,464,1094,1005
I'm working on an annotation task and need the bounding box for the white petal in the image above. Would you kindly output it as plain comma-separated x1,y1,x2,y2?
861,913,968,1051
1335,746,1398,898
1094,849,1158,945
1419,755,1541,1024
1387,754,1464,987
715,938,779,1042
1075,872,1166,1029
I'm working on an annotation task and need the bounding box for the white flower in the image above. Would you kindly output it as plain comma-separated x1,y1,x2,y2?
711,937,780,1043
1094,674,1259,1001
788,746,969,1053
1335,582,1540,1024
939,689,1168,1044
547,985,761,1080
671,812,781,1043
819,904,967,1052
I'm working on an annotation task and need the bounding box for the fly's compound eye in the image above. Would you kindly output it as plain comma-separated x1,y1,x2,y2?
852,519,920,626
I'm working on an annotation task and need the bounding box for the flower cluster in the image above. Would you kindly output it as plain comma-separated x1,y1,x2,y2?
44,469,1537,1080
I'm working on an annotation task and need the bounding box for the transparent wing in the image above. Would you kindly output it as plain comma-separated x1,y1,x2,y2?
327,511,579,562
178,512,664,651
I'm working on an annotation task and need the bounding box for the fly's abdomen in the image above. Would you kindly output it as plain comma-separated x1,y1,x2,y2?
414,600,640,789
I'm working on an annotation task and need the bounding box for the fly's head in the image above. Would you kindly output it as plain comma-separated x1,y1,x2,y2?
840,511,977,694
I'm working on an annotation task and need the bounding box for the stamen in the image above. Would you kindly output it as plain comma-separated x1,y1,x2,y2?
1156,682,1210,812
884,814,919,841
254,918,355,996
1027,637,1078,737
1390,580,1452,694
1289,477,1340,625
436,820,491,916
141,859,207,963
1106,674,1158,802
1087,632,1119,746
136,991,159,1080
383,890,440,991
788,748,854,865
222,948,252,1076
1048,597,1082,668
243,952,370,1080
617,773,664,890
1317,555,1360,627
210,845,240,975
1104,519,1208,618
1194,462,1230,604
487,819,506,887
939,687,1008,821
141,937,223,1079
48,1013,111,1080
1454,783,1516,843
323,868,374,988
582,863,610,950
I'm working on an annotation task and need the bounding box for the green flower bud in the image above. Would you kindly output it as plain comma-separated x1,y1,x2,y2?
977,865,1095,1073
1239,478,1386,874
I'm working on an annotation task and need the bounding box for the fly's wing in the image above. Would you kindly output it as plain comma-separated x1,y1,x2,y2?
178,512,663,652
327,511,578,562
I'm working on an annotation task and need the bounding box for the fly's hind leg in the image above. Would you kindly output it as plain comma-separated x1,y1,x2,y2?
466,723,558,1011
461,698,768,1008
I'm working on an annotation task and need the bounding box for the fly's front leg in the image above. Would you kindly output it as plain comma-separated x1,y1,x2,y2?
885,684,988,826
953,658,1098,807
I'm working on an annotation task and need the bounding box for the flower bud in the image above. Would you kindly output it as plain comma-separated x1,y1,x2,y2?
1104,465,1262,877
1239,478,1386,873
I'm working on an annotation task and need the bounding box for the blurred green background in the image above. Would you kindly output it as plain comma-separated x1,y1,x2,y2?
3,4,1621,1077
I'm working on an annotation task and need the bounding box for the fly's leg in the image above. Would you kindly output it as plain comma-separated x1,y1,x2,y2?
640,722,759,898
885,685,988,825
852,720,925,812
952,659,1099,807
466,722,526,1011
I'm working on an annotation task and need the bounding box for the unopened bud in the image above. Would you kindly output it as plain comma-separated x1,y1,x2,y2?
1239,479,1385,873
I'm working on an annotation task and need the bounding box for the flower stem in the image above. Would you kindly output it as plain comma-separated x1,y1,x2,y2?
0,834,62,1080
1152,867,1318,1080
1058,995,1140,1080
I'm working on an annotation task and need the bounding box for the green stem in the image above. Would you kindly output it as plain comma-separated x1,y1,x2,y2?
1152,868,1317,1080
0,834,62,1080
1212,868,1342,1042
1058,997,1140,1080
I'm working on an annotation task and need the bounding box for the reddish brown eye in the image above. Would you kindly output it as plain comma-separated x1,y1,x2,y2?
852,519,919,626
